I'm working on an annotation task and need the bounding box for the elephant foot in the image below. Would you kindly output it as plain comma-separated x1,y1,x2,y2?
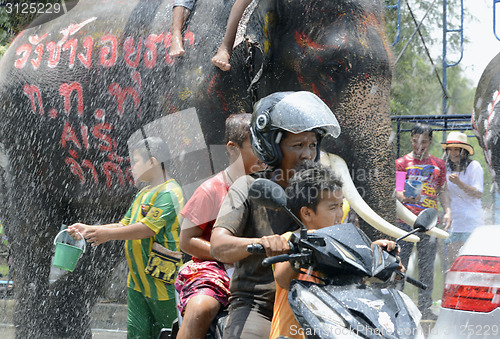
211,48,232,71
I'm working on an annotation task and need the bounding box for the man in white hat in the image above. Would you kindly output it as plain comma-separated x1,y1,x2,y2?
441,131,484,267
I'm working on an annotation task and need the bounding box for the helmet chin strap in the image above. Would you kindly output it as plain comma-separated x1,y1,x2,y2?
315,137,322,162
271,131,284,169
275,131,283,144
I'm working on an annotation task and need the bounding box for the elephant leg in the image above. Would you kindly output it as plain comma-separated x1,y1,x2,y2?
46,242,123,339
9,201,56,338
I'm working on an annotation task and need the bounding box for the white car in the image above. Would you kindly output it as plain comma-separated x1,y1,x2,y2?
429,225,500,338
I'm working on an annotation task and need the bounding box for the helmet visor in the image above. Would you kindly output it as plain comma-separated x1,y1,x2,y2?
269,91,341,138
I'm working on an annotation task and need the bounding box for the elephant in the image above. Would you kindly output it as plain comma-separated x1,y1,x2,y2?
473,51,500,188
0,0,406,337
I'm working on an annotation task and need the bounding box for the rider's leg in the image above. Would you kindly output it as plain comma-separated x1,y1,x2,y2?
177,295,221,339
170,5,191,57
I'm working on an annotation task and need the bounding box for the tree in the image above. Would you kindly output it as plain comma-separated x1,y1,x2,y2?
385,0,494,219
0,0,65,57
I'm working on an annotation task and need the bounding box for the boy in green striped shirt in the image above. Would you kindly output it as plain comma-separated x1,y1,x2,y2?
68,137,184,338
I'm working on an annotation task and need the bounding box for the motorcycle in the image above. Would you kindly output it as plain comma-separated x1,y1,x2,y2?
246,178,437,339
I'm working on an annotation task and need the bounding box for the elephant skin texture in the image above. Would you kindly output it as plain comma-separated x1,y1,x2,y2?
473,51,500,188
0,0,395,337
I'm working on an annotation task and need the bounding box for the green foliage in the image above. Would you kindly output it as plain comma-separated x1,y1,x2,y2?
0,0,65,58
386,1,494,219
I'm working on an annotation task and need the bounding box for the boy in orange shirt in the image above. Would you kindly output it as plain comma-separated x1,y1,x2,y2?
270,161,397,338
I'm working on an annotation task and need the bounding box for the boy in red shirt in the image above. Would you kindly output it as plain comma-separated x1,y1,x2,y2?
395,123,451,320
174,113,265,339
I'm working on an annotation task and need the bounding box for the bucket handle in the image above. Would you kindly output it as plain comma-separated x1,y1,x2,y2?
53,229,86,253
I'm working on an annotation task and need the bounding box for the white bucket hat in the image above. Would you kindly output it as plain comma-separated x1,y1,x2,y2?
441,131,474,155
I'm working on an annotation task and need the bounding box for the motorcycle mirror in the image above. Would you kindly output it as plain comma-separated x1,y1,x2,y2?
248,178,287,210
414,208,437,232
395,208,438,243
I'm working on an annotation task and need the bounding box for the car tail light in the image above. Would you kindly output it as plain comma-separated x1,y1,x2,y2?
442,255,500,312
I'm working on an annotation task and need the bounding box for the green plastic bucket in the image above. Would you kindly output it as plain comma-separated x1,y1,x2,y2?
53,229,86,272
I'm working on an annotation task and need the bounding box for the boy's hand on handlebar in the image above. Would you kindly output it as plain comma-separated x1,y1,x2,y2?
396,262,406,279
257,235,289,258
373,239,398,254
373,239,407,279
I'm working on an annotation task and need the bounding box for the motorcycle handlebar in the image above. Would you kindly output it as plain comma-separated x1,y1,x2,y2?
397,271,427,290
246,243,266,254
262,254,290,267
246,243,295,267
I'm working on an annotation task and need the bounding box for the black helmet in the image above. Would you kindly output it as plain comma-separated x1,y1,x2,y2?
250,91,341,167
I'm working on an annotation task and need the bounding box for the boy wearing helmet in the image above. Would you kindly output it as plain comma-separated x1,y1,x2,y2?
210,91,341,338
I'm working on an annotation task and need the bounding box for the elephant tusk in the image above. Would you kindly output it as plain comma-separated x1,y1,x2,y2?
396,200,450,239
321,153,420,243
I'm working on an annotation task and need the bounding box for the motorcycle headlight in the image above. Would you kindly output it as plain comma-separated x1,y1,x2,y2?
297,289,346,326
296,290,367,338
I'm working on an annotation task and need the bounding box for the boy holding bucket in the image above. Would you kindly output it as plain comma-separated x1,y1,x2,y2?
68,137,184,338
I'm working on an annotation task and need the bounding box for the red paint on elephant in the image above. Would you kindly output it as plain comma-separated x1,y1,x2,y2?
14,22,195,70
46,41,64,68
124,37,143,68
81,124,89,150
30,44,44,70
92,123,116,152
144,34,163,69
65,157,85,183
12,19,198,190
100,34,118,68
108,83,141,117
61,121,82,149
60,120,128,187
78,36,94,69
23,84,44,116
59,82,84,116
63,39,78,68
28,33,48,45
94,109,105,120
69,149,79,159
49,108,58,119
294,31,326,51
15,45,31,69
103,161,125,187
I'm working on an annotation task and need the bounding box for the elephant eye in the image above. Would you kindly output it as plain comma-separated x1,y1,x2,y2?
319,58,350,79
329,59,349,72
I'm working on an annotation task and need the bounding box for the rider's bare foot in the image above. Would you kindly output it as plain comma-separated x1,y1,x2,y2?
211,48,231,71
169,32,185,57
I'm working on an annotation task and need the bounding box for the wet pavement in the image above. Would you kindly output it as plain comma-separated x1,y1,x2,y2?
0,324,127,339
0,298,128,338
